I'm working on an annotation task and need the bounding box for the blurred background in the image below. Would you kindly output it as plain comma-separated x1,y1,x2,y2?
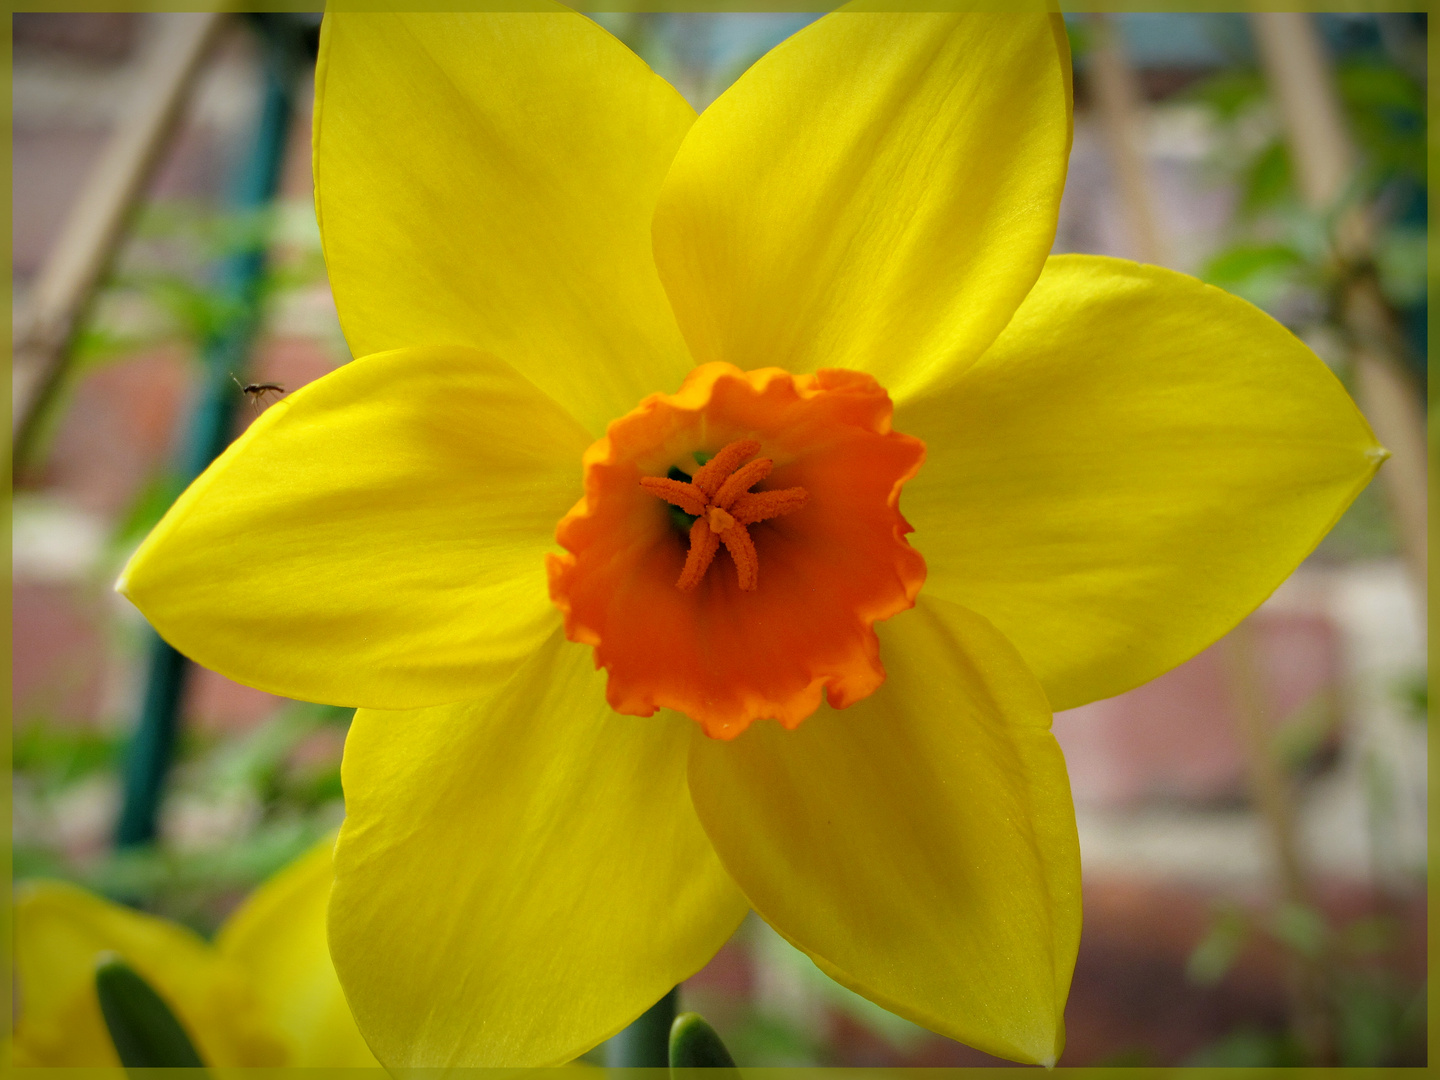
10,9,1428,1068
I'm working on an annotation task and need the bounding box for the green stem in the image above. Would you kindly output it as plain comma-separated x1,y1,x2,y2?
669,1011,738,1070
606,987,678,1067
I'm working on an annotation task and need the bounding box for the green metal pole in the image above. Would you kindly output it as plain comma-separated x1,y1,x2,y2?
115,17,305,847
606,987,679,1067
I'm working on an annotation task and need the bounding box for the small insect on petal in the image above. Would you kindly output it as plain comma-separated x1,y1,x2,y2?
230,373,287,411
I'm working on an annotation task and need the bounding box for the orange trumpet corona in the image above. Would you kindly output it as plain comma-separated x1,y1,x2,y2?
547,362,926,738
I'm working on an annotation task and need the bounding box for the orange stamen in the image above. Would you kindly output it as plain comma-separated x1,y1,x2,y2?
642,437,808,591
718,523,760,591
692,439,761,497
676,517,720,591
638,476,707,516
731,487,808,525
714,458,773,509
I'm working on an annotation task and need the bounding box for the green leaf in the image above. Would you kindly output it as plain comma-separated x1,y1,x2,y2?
1062,19,1092,62
1199,240,1309,311
1394,671,1427,726
111,470,188,555
1185,1027,1307,1067
670,1011,739,1071
14,722,122,790
94,954,207,1068
1339,915,1398,958
1374,227,1428,307
1270,692,1339,775
1239,140,1293,215
1201,242,1304,290
1336,60,1425,184
1184,68,1267,120
1186,903,1249,986
1268,901,1329,960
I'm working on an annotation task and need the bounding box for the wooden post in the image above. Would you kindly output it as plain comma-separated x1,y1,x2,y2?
1087,13,1169,266
1250,12,1428,600
12,12,225,470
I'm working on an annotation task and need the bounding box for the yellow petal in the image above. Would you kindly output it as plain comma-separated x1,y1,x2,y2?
12,880,286,1067
215,834,379,1067
900,255,1386,711
329,629,749,1067
688,595,1080,1066
652,11,1071,400
314,9,696,436
118,346,587,709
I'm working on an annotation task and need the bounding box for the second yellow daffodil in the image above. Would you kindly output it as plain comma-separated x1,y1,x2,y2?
11,837,377,1067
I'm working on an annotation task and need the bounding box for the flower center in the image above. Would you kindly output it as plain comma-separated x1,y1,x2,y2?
546,362,926,738
639,438,809,592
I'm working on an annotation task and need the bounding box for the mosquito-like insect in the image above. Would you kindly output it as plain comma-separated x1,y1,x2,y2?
231,373,287,411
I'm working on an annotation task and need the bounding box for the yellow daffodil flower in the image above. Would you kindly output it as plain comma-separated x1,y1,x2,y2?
117,6,1383,1069
11,836,378,1067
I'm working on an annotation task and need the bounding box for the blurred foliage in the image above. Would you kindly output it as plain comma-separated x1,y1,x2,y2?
1311,482,1397,562
14,186,347,936
1062,17,1092,63
68,200,328,372
1269,690,1341,778
110,469,189,562
1093,1046,1157,1067
1186,901,1249,985
1188,1027,1310,1067
1179,30,1427,1056
675,917,943,1067
1188,971,1425,1067
1359,746,1398,825
174,699,350,816
1185,896,1426,1065
14,720,124,795
13,701,351,936
21,197,334,477
78,817,332,934
738,918,934,1065
1393,671,1427,726
725,1013,823,1068
1268,900,1328,960
1334,60,1425,184
1188,19,1426,566
1189,38,1427,367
